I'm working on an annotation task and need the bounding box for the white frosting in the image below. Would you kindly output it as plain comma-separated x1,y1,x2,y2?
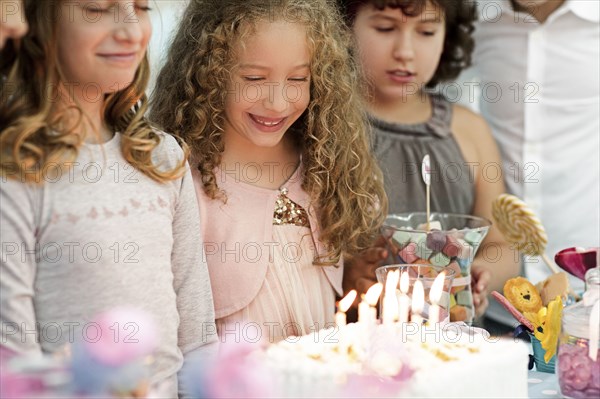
261,322,529,398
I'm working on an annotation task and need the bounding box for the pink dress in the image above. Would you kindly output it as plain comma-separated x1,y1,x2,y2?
193,163,343,345
216,187,336,343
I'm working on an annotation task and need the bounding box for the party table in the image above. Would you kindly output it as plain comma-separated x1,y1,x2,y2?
528,370,561,398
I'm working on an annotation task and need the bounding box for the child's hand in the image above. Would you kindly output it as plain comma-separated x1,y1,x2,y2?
343,236,388,302
471,265,492,318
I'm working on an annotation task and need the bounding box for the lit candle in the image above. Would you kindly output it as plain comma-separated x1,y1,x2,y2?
411,279,424,326
335,290,357,328
359,283,383,324
397,271,410,323
383,270,400,324
428,271,446,324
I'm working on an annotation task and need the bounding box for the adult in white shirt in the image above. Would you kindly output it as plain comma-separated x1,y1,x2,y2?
455,0,599,306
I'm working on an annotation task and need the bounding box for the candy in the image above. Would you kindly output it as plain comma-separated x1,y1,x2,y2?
457,258,470,274
455,239,473,260
447,261,462,278
413,258,431,266
429,252,451,267
558,343,600,398
449,305,467,322
392,230,413,249
382,213,491,325
572,356,592,376
451,284,466,295
426,231,447,252
456,291,472,307
414,235,433,259
591,364,600,389
464,230,482,246
559,352,572,371
442,235,461,257
576,367,592,384
492,194,548,256
571,376,589,391
399,242,418,264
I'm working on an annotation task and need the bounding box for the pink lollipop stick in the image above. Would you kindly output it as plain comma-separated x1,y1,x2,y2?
491,291,535,331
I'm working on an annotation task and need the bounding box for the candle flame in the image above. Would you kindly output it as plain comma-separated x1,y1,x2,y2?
339,290,357,312
412,279,425,313
365,283,383,306
400,271,409,294
429,271,446,304
385,270,400,294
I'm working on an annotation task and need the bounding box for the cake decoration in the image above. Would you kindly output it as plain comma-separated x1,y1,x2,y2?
492,194,579,300
490,290,534,331
503,276,543,314
535,272,569,306
0,307,160,398
492,194,549,259
554,247,599,280
524,295,563,363
493,275,564,370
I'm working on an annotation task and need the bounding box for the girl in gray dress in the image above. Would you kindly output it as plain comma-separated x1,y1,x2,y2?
340,0,520,320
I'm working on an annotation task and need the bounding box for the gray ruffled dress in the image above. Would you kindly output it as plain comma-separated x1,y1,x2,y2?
372,94,475,215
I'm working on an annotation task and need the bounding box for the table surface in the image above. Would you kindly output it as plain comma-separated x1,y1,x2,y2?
528,370,561,398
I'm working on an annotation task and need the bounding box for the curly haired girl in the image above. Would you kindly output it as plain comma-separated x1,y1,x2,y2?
0,1,216,395
151,0,387,342
338,0,520,320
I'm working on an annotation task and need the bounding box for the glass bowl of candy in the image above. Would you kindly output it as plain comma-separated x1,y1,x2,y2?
381,213,491,325
557,268,600,398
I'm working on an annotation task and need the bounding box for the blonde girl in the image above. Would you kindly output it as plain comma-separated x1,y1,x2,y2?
0,1,216,395
151,0,387,342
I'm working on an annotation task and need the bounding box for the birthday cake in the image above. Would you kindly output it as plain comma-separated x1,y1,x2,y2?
260,322,529,398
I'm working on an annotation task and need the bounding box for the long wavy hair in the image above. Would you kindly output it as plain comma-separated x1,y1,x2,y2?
338,0,477,87
150,0,387,264
0,0,186,184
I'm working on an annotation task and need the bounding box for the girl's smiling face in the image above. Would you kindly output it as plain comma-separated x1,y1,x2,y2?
56,0,152,96
223,19,311,151
352,2,445,105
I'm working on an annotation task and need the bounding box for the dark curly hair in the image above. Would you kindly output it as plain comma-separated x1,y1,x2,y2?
338,0,477,87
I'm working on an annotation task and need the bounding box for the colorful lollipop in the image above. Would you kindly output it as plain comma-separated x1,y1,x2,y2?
492,194,559,274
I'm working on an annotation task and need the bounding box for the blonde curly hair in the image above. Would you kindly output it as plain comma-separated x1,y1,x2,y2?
0,0,186,184
150,0,387,264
